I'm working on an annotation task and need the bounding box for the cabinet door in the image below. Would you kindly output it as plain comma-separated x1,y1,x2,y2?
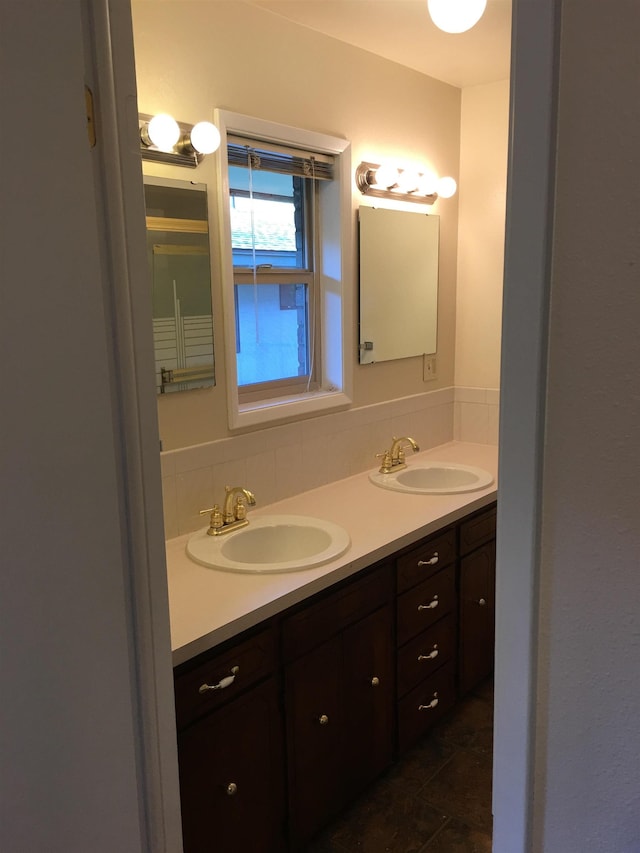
458,540,496,695
285,634,344,848
177,678,285,853
343,605,394,796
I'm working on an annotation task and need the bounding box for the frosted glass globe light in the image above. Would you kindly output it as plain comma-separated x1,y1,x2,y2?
417,170,439,195
427,0,487,33
397,168,420,193
437,176,458,198
190,121,221,155
373,163,400,189
147,114,180,152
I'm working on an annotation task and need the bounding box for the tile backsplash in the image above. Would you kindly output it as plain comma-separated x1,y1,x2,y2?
160,386,499,539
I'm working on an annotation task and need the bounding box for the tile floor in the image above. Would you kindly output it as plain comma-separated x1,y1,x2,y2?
307,678,494,853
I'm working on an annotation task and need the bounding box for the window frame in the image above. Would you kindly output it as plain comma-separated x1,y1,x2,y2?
215,110,353,430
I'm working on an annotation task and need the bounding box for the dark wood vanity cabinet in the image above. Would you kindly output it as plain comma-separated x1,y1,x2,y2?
173,502,496,852
283,563,394,849
173,625,286,853
395,529,458,751
458,505,497,695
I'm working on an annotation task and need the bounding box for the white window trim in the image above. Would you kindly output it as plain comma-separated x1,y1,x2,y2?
215,109,353,431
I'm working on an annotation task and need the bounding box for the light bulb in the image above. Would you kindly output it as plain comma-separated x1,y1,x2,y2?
427,0,487,34
373,163,400,190
437,176,457,198
190,121,221,155
397,168,420,193
146,114,180,152
417,170,439,195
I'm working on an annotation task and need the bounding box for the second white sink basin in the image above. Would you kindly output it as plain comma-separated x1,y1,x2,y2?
369,462,494,495
186,514,351,574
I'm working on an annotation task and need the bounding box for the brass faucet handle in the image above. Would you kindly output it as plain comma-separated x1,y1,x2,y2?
234,496,247,521
376,450,393,473
200,505,224,535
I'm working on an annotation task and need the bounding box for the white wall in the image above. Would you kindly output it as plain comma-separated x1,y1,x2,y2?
533,1,640,849
132,0,462,450
455,80,510,390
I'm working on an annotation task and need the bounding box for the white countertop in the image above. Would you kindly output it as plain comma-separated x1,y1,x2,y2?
166,441,498,665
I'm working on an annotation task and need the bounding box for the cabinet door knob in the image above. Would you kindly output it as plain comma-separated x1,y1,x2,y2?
418,692,439,711
225,782,238,796
417,552,439,567
370,676,380,687
198,665,239,694
418,645,439,661
418,595,439,611
477,598,487,606
318,714,330,725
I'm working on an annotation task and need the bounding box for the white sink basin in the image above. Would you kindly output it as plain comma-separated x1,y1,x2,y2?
186,514,351,574
369,462,494,495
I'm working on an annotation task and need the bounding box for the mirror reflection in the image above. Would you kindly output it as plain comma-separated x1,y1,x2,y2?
143,176,215,393
358,207,439,364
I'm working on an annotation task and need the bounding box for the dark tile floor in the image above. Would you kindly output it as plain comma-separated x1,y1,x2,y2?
307,678,494,853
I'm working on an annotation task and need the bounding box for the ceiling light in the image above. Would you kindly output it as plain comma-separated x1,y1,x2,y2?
427,0,487,34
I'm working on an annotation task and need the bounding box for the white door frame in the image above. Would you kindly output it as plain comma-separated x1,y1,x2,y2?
98,1,563,850
494,1,559,850
88,1,184,849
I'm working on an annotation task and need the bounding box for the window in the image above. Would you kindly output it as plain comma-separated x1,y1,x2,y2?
215,111,352,429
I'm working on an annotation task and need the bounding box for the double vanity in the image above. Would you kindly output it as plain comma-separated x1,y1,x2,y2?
165,440,498,852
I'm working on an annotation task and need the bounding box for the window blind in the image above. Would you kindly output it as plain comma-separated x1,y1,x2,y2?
227,135,335,181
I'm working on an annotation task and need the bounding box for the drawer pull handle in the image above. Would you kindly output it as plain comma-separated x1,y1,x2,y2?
226,782,238,796
419,692,439,711
418,645,439,661
198,666,239,694
370,676,380,687
418,595,439,611
417,552,439,567
477,598,487,606
318,714,330,726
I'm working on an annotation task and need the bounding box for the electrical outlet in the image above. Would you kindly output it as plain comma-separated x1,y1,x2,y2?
423,355,437,381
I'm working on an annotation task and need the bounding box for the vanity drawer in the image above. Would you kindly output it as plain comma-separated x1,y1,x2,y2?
174,625,277,731
282,562,393,663
459,503,497,556
397,565,456,647
397,662,456,752
396,614,456,699
397,528,456,593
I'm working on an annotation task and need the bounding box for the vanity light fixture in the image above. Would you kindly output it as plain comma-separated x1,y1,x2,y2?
427,0,487,34
355,161,457,205
139,113,221,168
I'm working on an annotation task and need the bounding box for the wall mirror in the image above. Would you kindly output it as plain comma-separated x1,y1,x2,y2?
143,176,215,393
358,207,439,364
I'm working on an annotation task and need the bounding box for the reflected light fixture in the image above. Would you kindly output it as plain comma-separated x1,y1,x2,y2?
355,161,457,205
139,113,221,167
427,0,487,33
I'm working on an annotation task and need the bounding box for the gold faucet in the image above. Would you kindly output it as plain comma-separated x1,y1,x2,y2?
377,436,420,473
200,485,256,536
